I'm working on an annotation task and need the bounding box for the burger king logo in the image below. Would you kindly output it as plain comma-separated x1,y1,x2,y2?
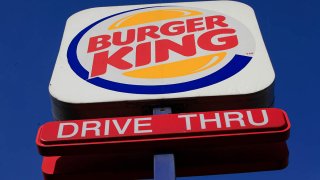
67,6,255,94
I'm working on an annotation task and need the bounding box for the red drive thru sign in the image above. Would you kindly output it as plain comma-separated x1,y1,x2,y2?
37,108,290,178
37,108,290,155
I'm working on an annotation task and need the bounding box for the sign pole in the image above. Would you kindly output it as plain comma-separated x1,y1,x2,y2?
154,154,175,180
153,107,176,180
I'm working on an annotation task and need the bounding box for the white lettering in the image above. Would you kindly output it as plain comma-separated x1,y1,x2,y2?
81,121,101,137
178,114,197,130
247,110,268,126
134,117,152,134
199,113,221,129
224,112,245,128
104,120,110,136
57,122,79,139
113,119,131,134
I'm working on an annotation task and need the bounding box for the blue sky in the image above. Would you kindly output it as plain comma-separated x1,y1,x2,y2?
0,0,319,179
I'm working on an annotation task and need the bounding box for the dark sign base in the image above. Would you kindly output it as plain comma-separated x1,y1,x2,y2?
51,83,274,120
42,141,288,180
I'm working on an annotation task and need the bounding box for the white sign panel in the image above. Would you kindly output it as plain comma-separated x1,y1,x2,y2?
50,1,274,106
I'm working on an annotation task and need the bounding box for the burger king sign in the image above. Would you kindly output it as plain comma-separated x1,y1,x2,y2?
50,1,275,119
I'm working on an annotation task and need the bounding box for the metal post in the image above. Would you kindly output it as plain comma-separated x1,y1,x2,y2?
153,107,175,180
